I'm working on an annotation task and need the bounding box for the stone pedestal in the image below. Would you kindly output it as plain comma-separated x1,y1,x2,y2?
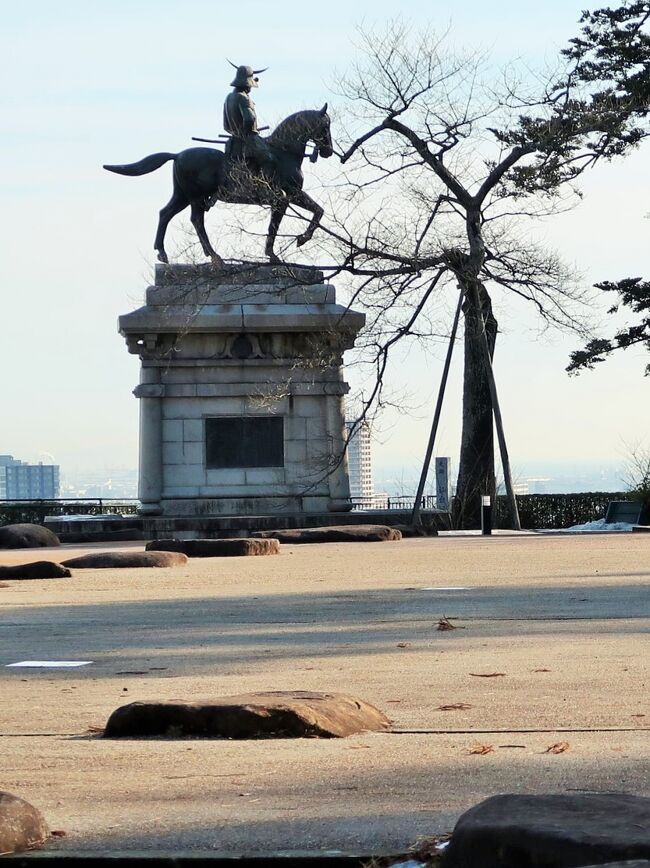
119,263,365,517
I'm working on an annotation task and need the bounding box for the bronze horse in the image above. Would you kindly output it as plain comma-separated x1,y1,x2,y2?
104,106,333,265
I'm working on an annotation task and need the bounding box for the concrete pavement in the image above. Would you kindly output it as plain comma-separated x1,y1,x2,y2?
0,534,648,853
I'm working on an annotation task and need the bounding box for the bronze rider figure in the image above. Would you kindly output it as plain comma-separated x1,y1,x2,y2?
223,63,278,177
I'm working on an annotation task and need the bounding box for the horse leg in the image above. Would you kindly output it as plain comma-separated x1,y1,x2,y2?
265,199,289,263
190,202,223,267
155,190,188,264
290,190,324,248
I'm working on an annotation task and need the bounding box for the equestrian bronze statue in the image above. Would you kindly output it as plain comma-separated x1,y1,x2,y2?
104,64,333,265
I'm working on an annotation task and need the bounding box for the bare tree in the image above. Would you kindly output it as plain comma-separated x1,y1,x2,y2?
309,8,650,527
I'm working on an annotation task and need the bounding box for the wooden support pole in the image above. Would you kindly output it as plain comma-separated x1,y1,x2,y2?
410,288,464,528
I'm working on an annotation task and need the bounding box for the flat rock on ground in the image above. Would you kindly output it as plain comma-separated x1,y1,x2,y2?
104,691,391,739
0,523,60,549
60,551,187,569
0,561,71,580
443,793,650,868
147,538,280,557
252,525,402,543
0,790,49,854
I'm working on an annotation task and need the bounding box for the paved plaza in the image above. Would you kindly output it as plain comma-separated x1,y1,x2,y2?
0,533,648,854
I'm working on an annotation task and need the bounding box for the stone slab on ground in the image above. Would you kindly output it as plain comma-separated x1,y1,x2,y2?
0,524,60,549
0,790,49,854
60,551,188,569
0,561,71,580
252,525,402,543
104,691,391,739
443,793,650,868
147,538,280,557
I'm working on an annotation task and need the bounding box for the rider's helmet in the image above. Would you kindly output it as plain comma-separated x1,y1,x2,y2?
229,64,268,89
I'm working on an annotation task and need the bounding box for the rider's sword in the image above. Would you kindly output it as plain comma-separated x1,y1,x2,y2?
192,126,270,144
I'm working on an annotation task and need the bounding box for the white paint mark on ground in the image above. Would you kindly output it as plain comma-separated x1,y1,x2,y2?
6,661,93,668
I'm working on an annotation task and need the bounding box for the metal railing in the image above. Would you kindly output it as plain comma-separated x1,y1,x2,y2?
0,497,138,510
0,498,140,526
350,494,441,511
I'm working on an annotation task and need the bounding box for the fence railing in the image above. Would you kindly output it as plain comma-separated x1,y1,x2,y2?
351,495,439,511
0,498,139,527
0,492,637,530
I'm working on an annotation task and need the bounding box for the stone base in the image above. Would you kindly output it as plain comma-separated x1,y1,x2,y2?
45,509,448,540
120,263,366,519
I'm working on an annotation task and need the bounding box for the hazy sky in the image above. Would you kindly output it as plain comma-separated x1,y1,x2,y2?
2,0,648,481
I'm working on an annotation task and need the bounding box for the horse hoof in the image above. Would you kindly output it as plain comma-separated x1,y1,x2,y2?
267,253,281,264
156,250,169,264
296,235,309,248
210,255,224,269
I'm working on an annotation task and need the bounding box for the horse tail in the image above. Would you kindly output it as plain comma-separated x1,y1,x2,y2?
103,152,176,176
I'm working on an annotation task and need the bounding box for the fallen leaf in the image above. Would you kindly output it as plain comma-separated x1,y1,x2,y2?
386,700,402,704
467,743,494,755
437,616,464,631
347,744,371,749
396,642,411,648
50,830,67,838
469,672,506,678
631,714,646,718
438,703,473,711
533,668,552,673
410,834,452,860
544,741,570,754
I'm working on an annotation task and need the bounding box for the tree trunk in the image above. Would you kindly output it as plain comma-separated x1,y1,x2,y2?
453,279,498,528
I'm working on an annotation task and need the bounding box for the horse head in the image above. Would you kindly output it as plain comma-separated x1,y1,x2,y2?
312,104,333,158
269,106,333,159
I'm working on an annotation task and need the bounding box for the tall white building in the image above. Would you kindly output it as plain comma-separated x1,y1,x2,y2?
345,421,373,504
